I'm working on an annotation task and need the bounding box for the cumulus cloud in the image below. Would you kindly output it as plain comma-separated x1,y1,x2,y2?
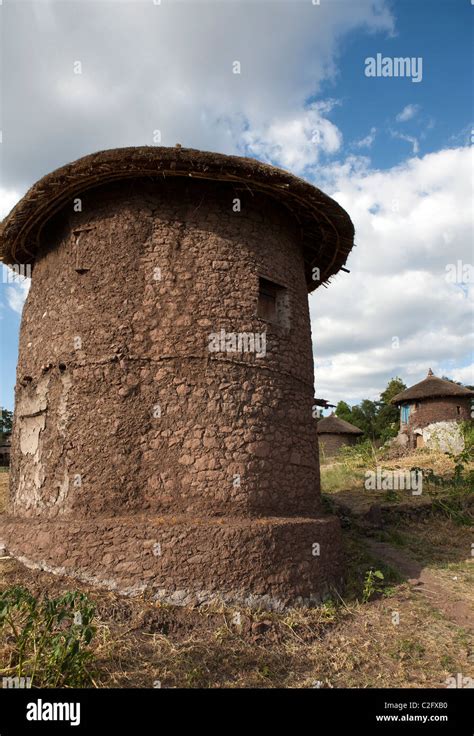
310,146,473,402
242,102,342,174
0,0,394,189
396,103,421,122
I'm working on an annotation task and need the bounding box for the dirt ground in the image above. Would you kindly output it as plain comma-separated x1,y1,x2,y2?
1,467,473,689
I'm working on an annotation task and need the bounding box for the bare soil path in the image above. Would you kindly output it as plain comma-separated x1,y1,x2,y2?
366,539,473,630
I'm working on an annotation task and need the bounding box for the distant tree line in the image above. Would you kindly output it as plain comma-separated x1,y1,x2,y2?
335,377,406,443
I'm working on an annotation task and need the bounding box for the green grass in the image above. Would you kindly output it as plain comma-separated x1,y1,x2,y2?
320,463,365,493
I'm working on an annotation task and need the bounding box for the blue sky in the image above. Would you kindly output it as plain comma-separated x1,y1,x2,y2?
1,0,473,410
330,0,472,168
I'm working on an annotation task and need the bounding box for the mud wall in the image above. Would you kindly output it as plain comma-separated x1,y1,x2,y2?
401,397,471,448
11,178,321,521
318,433,359,458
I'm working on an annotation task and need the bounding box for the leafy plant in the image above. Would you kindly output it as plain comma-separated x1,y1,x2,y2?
0,586,97,687
362,569,384,603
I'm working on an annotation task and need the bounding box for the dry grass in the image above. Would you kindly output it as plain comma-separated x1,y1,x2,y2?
320,446,473,505
1,523,472,689
1,466,472,689
0,471,8,514
383,449,459,475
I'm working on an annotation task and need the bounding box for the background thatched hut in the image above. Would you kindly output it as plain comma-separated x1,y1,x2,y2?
317,414,363,457
391,369,473,450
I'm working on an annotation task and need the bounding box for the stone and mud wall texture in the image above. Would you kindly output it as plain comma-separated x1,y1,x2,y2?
318,433,359,458
401,397,471,449
1,177,343,609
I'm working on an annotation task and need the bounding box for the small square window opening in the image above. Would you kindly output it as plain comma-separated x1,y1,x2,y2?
257,277,289,328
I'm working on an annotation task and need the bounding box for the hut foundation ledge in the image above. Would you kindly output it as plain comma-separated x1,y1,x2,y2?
0,511,343,610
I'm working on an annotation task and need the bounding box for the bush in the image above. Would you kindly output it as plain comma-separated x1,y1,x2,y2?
461,420,474,452
409,446,474,525
0,586,97,687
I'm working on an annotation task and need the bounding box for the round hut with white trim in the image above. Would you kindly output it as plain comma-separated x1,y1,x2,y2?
391,369,473,450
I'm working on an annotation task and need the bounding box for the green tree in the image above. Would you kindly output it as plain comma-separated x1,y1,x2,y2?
375,377,406,442
380,377,406,404
351,400,378,439
0,409,13,443
335,400,353,424
333,378,408,443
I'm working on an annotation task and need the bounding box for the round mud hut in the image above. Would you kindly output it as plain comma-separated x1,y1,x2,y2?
391,369,473,450
317,414,363,457
0,146,354,609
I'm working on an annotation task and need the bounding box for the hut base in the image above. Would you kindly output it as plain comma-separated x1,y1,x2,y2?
0,513,343,610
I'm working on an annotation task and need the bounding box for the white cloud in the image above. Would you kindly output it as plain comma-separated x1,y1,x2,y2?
310,146,473,403
396,104,421,122
390,129,419,154
5,279,30,315
242,103,342,174
1,0,394,190
354,127,377,149
450,364,474,386
0,188,22,220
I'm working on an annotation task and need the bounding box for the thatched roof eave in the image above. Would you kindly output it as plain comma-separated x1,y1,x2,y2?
316,414,363,435
0,146,355,293
391,373,474,404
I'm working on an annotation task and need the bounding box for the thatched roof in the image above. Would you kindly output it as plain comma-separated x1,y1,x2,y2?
316,414,363,435
0,146,354,291
391,369,474,404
